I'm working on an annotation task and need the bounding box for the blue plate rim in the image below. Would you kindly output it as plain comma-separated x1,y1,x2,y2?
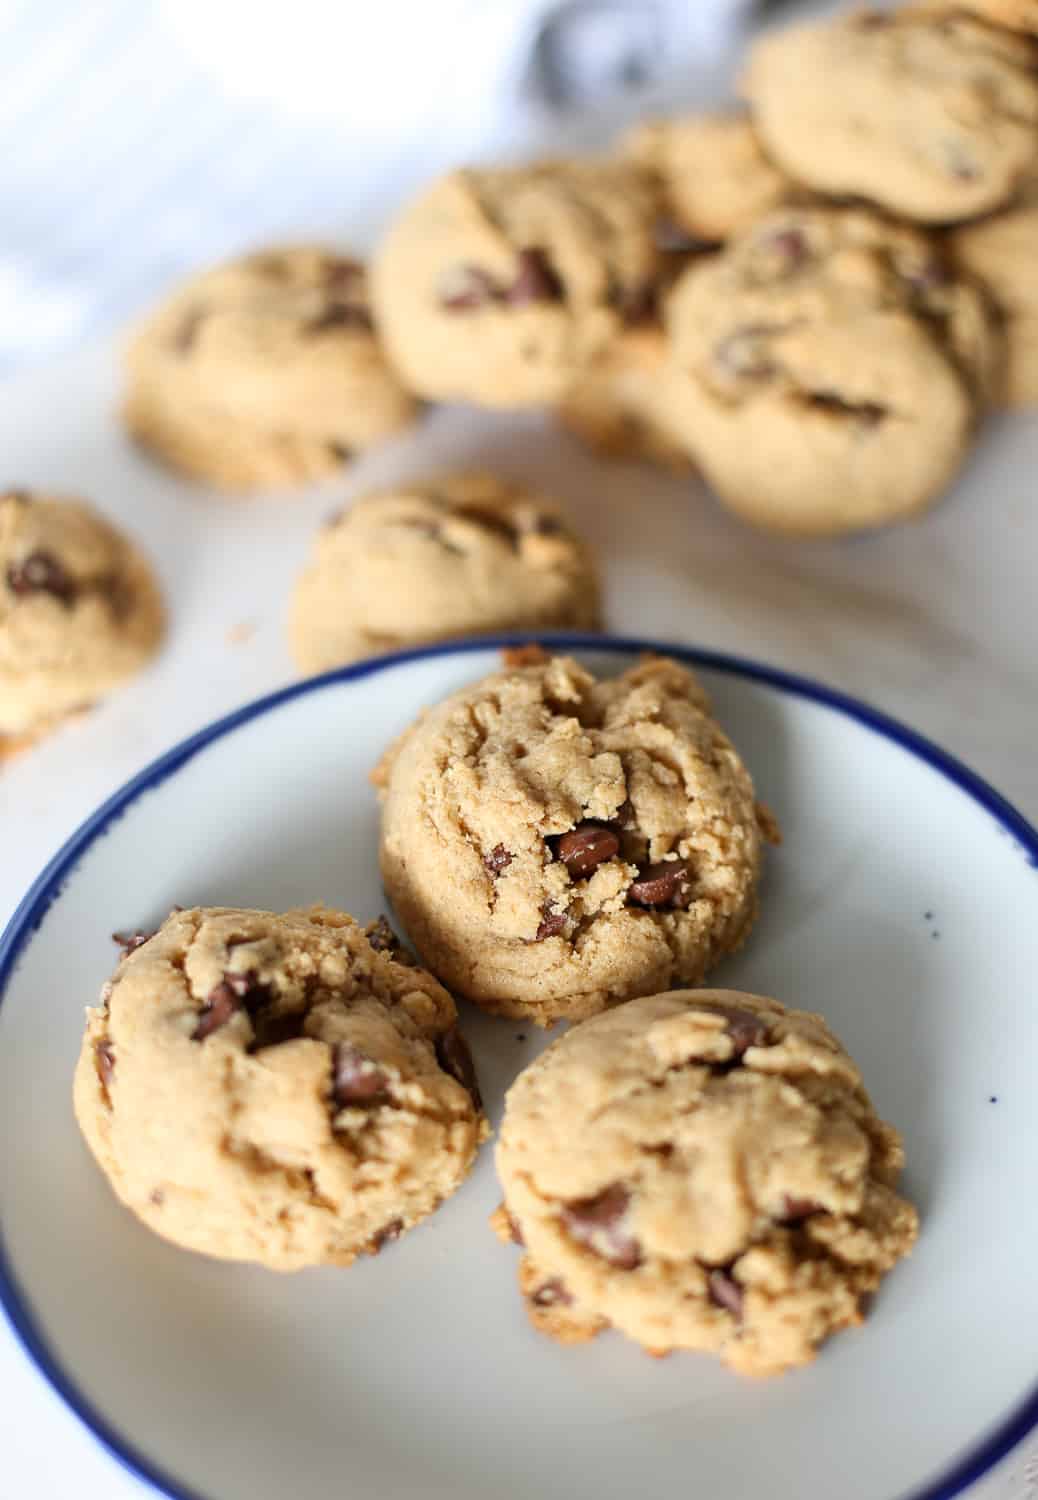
1,630,1036,1500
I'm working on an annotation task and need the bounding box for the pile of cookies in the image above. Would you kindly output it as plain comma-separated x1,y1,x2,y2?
5,0,1038,753
74,648,919,1378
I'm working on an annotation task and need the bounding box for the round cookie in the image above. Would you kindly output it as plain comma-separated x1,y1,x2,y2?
289,473,600,673
376,652,772,1027
125,246,418,491
494,989,919,1377
743,9,1038,225
73,906,487,1270
624,112,792,246
557,324,692,469
370,160,661,407
661,205,1001,535
951,176,1038,406
0,489,164,746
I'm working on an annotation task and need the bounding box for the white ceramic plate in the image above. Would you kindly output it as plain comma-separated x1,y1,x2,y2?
1,636,1036,1500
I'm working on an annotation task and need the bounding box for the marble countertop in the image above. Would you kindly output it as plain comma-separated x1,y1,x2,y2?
1,344,1036,1499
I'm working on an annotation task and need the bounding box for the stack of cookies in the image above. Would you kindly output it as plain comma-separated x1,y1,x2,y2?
74,647,920,1378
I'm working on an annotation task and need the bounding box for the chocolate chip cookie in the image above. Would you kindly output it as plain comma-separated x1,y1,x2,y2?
662,205,1001,534
289,473,600,673
744,9,1038,225
73,906,487,1270
124,246,417,490
493,989,918,1377
952,174,1038,406
0,489,164,748
624,111,792,246
370,161,661,407
375,653,773,1027
557,324,692,469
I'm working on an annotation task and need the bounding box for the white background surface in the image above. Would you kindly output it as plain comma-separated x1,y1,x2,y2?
0,345,1036,1498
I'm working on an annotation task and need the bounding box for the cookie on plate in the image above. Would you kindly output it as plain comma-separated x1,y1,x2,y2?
124,246,417,491
743,9,1038,224
661,205,1001,535
624,111,792,246
370,160,661,407
375,652,773,1027
557,324,692,469
73,906,488,1270
289,473,600,673
952,176,1038,406
493,989,919,1377
0,489,164,750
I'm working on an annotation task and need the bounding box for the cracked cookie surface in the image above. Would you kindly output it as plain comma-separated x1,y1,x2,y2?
124,245,417,490
289,473,600,673
73,906,487,1270
375,654,771,1026
661,205,1000,534
371,161,661,406
494,989,918,1377
744,9,1038,225
0,489,164,743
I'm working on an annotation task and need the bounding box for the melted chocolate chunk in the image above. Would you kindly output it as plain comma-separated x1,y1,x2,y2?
534,907,567,941
562,1183,642,1269
191,970,271,1042
483,844,513,875
440,265,500,310
333,1044,391,1107
95,1039,115,1097
531,1277,573,1308
112,928,155,959
505,248,564,305
435,1027,482,1111
707,1267,743,1320
6,550,77,607
693,1001,772,1061
305,302,374,335
552,822,620,878
627,859,693,909
804,391,886,426
372,1219,403,1250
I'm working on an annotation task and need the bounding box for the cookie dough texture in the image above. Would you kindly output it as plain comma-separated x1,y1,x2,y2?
624,112,791,245
558,325,692,469
124,246,417,490
73,906,487,1270
0,489,164,742
494,990,919,1377
376,654,770,1027
952,178,1038,406
744,10,1038,224
371,161,661,407
290,473,600,673
662,205,1000,535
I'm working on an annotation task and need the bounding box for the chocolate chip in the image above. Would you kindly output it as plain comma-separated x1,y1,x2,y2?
439,264,500,310
707,1267,743,1320
505,248,564,305
149,1189,165,1207
562,1183,642,1269
112,928,155,959
6,550,77,607
531,1277,573,1308
328,442,353,463
780,1196,822,1224
333,1044,391,1107
95,1039,115,1095
483,844,513,875
693,1001,772,1060
305,302,374,335
655,219,714,255
612,278,657,325
372,1218,403,1250
505,1210,525,1246
171,306,206,354
435,1027,482,1111
805,392,886,427
191,970,271,1042
627,859,693,909
250,1010,306,1050
365,915,412,962
553,822,620,878
534,907,567,941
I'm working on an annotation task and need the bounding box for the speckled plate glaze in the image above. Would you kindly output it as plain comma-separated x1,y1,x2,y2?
1,636,1036,1500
